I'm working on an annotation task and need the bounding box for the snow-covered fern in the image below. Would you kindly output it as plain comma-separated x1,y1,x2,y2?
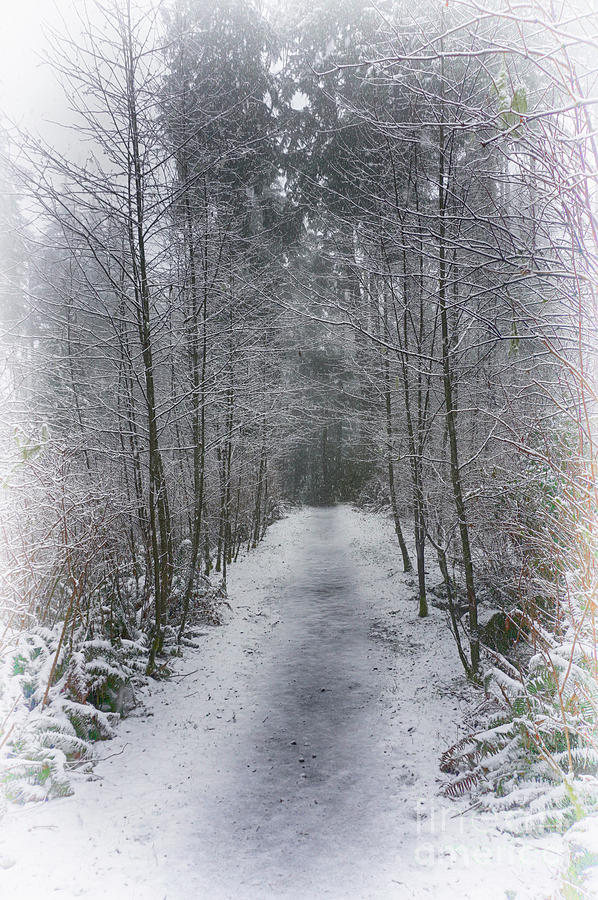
0,622,147,804
442,632,598,833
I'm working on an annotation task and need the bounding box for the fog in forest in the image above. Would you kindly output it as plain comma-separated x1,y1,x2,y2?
1,2,598,898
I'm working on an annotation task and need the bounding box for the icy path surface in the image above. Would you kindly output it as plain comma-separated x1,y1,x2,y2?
1,506,560,899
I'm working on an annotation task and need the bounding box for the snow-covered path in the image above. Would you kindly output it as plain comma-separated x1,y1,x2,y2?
1,507,560,899
194,506,412,896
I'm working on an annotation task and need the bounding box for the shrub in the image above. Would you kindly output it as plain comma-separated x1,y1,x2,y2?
441,627,598,833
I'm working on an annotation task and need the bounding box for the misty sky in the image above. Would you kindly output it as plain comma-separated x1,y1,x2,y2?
0,0,66,127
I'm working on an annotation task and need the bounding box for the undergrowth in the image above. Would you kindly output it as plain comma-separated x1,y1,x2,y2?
0,560,231,808
441,621,598,834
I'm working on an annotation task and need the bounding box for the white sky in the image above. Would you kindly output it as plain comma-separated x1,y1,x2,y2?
0,0,158,155
0,0,165,134
0,0,74,130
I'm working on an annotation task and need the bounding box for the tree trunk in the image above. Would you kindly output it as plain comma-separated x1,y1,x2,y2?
382,292,412,573
122,7,172,674
438,43,479,673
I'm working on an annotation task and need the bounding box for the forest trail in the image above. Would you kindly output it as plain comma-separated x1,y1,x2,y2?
1,507,559,900
195,506,413,896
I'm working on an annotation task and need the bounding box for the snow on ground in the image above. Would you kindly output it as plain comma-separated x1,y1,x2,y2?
0,505,562,899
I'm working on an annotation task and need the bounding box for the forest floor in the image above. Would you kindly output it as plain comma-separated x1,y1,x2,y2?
0,506,563,899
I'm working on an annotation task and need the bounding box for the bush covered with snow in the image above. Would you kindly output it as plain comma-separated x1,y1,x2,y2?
0,623,148,804
442,628,598,834
0,544,237,808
